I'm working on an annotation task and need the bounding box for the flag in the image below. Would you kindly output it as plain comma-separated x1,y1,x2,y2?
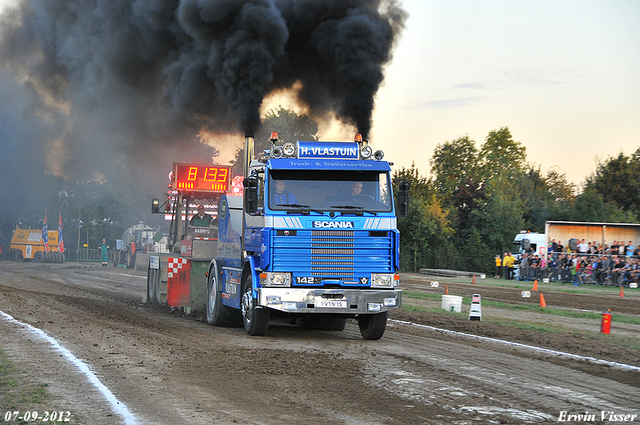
42,210,49,253
58,211,64,253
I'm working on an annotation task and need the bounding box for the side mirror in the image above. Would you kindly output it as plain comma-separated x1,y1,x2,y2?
243,176,259,214
151,198,160,214
396,180,410,218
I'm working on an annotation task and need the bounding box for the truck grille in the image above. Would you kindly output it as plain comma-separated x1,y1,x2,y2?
272,230,393,282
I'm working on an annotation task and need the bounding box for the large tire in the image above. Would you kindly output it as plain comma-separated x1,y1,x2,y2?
358,311,388,340
15,251,24,262
206,261,242,327
240,272,269,336
33,251,44,263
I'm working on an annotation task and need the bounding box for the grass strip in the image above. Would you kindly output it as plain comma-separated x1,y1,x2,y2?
399,305,640,350
0,350,48,410
402,290,640,326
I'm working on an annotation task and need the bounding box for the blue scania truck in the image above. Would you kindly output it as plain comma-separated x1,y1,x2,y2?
150,133,409,340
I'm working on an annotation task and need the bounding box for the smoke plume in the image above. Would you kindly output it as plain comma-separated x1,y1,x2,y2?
0,0,406,221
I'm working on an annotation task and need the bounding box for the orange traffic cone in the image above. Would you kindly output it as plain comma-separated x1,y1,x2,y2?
620,286,624,297
539,292,547,308
532,280,538,291
444,285,449,295
472,275,476,284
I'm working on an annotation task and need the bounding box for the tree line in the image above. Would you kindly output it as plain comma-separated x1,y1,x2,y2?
392,127,639,274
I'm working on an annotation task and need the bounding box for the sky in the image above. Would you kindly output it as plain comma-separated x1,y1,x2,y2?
368,0,640,186
1,0,638,187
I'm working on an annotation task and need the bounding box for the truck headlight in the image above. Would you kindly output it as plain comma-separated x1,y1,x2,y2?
282,142,296,157
368,303,382,312
360,145,372,159
261,272,291,287
371,273,394,288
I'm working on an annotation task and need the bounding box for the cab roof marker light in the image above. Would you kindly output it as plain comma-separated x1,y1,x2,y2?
354,133,363,142
270,131,279,141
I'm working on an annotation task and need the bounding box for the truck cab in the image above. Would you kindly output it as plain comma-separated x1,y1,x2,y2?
208,135,407,339
512,231,546,257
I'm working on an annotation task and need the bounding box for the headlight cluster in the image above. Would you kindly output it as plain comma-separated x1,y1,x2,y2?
371,273,399,288
359,145,384,160
260,272,291,287
271,142,297,158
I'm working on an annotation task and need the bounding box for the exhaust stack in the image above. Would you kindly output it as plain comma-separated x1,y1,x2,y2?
244,136,254,178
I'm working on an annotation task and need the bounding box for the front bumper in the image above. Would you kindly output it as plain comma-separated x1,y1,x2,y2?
258,287,402,314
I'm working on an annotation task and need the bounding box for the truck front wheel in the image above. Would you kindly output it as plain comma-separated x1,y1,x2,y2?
358,311,388,340
241,273,269,336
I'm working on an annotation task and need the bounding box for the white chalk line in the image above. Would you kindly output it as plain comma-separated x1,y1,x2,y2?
0,309,138,425
389,319,640,372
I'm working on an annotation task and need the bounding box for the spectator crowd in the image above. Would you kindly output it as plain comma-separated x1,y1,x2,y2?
495,239,640,287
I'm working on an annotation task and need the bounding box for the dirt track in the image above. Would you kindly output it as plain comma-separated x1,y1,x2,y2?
0,262,638,424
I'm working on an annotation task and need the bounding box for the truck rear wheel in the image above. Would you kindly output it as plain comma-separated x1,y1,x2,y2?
358,311,388,340
206,261,241,327
241,273,269,336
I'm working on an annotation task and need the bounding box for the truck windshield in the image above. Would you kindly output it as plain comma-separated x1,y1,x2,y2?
268,169,392,212
512,242,523,255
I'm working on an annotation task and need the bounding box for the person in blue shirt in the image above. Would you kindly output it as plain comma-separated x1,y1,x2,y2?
272,180,298,205
626,241,635,257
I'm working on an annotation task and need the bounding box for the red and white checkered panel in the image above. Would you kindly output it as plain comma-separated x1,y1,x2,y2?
167,257,188,279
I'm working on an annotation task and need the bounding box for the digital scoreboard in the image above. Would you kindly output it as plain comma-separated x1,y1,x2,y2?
172,163,231,193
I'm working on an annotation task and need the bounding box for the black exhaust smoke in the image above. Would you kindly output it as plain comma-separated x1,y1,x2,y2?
171,0,408,137
0,0,407,180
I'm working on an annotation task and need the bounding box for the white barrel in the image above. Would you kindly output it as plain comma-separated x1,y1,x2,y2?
441,295,463,313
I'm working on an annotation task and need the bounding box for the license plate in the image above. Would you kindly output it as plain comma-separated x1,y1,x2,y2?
316,299,347,308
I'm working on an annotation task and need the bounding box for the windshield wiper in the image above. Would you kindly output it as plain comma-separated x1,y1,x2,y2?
329,205,377,216
329,205,361,209
277,204,323,215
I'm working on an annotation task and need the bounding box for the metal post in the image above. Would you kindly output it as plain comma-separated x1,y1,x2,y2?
77,206,81,262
